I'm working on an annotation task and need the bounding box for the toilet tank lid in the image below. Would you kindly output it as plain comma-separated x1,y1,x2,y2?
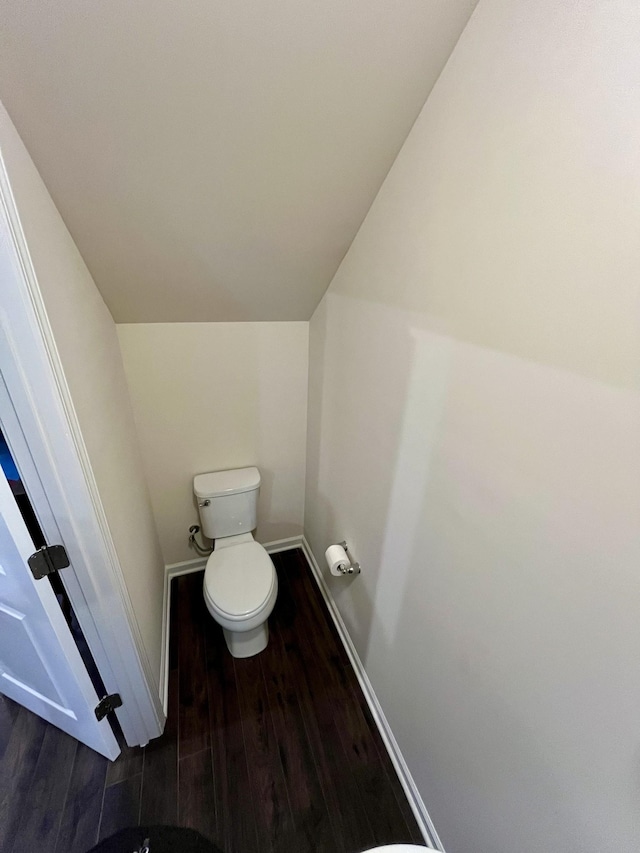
194,467,261,499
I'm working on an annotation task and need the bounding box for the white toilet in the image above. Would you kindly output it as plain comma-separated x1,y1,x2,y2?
363,847,426,851
194,466,278,658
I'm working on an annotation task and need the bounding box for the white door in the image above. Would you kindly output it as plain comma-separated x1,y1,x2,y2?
0,463,120,759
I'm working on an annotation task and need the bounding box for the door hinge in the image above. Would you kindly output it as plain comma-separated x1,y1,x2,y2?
27,544,70,580
95,693,123,721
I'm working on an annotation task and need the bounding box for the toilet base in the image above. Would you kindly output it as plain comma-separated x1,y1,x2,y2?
223,622,269,658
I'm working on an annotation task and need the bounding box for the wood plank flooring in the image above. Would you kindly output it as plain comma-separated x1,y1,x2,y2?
0,548,424,852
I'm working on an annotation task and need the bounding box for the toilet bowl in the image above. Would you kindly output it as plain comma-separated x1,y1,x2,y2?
194,467,278,658
203,534,278,657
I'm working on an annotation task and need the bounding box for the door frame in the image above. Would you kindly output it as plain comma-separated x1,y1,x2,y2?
0,152,164,746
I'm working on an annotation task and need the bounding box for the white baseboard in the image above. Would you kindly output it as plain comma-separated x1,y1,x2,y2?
262,534,304,554
159,556,209,713
160,536,442,850
160,568,170,715
299,537,443,851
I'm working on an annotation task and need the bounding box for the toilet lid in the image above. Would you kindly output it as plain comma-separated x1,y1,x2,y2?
204,542,275,617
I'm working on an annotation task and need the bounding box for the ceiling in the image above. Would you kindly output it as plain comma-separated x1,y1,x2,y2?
0,0,478,322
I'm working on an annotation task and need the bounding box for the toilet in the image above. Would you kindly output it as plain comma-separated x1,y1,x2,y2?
194,466,278,658
363,847,426,852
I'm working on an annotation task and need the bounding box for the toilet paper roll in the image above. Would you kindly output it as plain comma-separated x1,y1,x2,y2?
325,544,351,577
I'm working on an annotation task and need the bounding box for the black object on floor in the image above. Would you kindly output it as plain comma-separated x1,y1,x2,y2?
88,825,222,852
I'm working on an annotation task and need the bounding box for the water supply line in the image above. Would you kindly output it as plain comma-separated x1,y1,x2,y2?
188,525,213,556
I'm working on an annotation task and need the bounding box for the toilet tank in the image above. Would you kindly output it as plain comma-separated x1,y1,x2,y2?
194,467,260,540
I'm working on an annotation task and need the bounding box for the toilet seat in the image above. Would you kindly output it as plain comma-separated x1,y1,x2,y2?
204,541,275,620
363,847,426,852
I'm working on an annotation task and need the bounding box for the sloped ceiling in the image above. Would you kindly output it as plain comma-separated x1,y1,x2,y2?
0,0,478,322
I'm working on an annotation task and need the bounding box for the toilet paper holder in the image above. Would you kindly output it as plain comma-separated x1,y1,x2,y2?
338,541,361,575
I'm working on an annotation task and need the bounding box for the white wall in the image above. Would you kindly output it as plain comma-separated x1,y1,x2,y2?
0,0,478,324
0,103,166,687
117,322,308,565
305,2,640,851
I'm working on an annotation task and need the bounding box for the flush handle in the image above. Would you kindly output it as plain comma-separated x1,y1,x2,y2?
198,499,210,507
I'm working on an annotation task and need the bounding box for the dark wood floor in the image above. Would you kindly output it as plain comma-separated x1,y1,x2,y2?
0,548,424,852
